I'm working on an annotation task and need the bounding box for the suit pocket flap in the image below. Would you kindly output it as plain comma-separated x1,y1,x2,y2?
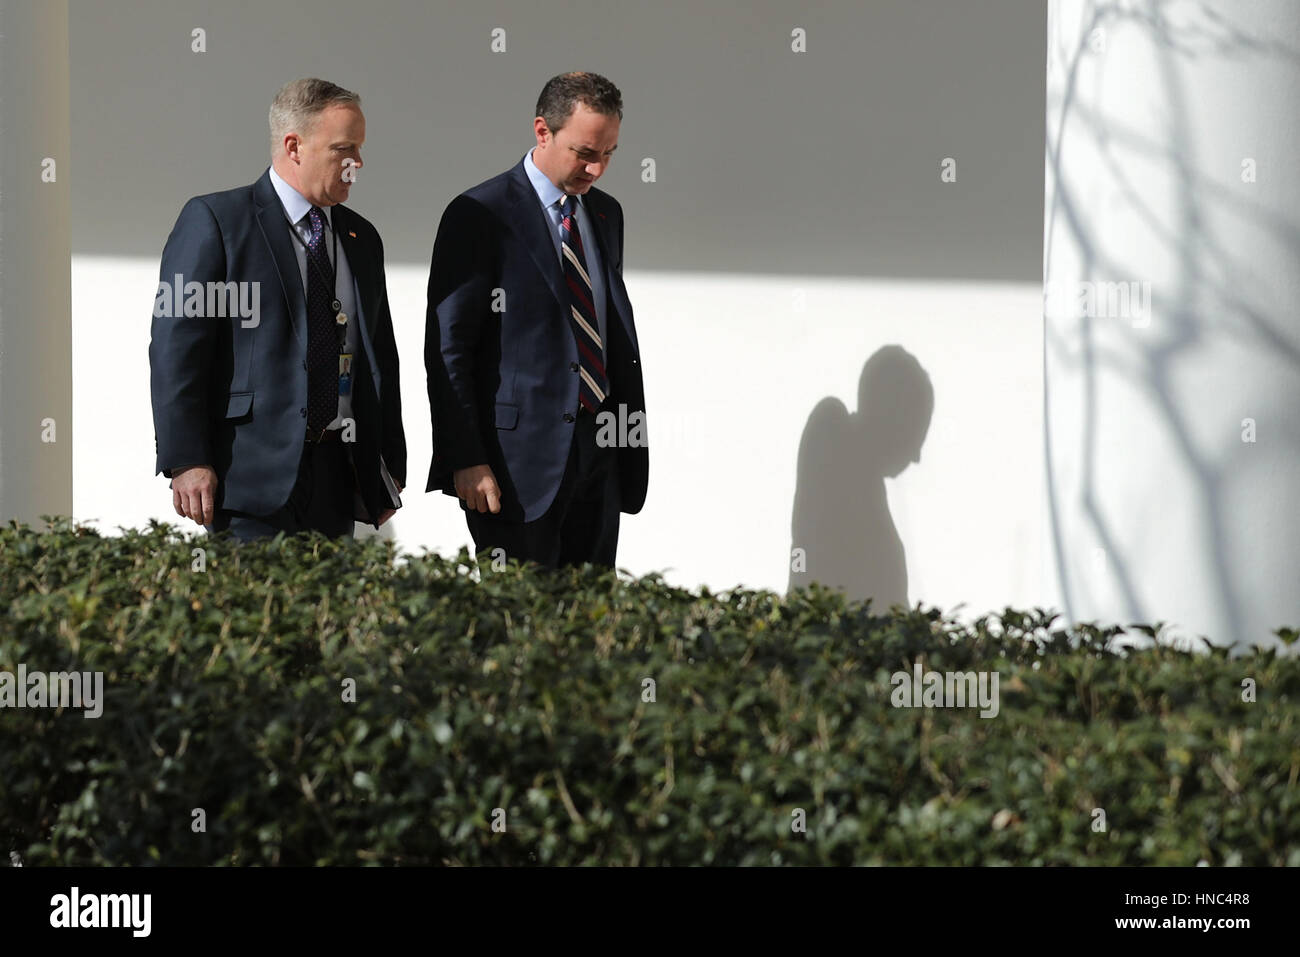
494,403,519,430
225,392,254,418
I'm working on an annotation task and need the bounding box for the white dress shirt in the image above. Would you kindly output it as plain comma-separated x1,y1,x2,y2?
268,164,359,431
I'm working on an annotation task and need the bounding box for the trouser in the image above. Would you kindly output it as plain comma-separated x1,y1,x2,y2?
208,437,356,541
465,405,621,569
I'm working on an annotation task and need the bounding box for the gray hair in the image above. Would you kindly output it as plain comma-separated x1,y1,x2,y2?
269,78,361,156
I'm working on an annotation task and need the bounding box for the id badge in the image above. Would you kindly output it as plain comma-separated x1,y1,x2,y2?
338,353,353,396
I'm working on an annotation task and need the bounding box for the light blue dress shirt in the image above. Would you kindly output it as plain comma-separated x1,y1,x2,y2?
522,148,609,370
268,164,359,430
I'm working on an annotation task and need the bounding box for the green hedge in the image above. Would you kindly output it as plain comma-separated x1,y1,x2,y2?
1,519,1296,865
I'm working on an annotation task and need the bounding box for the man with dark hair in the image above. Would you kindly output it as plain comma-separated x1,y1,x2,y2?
150,78,406,540
424,71,648,569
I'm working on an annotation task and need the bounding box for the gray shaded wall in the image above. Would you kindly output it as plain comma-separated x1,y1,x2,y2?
69,0,1046,279
0,0,73,524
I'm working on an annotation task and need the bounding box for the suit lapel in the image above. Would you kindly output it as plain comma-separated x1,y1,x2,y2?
331,205,373,337
583,193,617,273
330,204,384,409
582,191,640,354
506,162,567,308
253,172,307,351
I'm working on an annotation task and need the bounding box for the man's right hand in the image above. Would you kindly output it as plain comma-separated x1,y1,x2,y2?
454,464,502,514
172,465,218,527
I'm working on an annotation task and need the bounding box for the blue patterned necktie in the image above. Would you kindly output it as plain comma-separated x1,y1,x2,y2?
303,206,338,434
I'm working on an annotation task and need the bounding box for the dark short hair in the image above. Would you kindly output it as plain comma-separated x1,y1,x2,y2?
534,72,623,133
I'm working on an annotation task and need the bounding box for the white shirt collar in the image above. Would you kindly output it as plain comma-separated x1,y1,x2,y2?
523,148,579,212
268,164,332,228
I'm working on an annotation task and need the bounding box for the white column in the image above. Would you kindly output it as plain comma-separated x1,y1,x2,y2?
0,0,73,524
1044,0,1300,649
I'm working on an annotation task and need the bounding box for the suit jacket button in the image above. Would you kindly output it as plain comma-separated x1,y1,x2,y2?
570,362,579,372
302,360,307,371
300,408,307,417
563,413,575,423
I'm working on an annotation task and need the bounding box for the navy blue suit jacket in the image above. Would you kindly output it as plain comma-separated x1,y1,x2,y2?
149,170,406,525
424,159,648,522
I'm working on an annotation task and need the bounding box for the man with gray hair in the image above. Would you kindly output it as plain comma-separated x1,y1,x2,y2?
150,78,406,540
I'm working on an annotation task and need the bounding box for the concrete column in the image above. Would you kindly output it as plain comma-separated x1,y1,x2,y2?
1044,0,1300,650
0,0,73,525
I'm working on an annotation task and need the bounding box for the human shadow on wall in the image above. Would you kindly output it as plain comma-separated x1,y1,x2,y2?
787,345,933,609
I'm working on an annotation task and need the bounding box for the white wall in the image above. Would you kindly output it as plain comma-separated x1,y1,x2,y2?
1045,0,1300,649
75,257,1043,612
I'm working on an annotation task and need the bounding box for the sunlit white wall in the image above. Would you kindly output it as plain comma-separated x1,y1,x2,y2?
75,256,1042,612
1045,0,1300,649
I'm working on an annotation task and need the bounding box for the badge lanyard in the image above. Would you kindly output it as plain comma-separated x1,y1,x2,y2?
288,215,353,401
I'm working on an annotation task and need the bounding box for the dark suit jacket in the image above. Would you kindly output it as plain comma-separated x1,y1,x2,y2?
149,169,406,525
424,159,648,522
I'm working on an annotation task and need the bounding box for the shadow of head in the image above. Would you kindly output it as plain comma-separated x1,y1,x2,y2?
787,344,934,604
854,345,934,478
